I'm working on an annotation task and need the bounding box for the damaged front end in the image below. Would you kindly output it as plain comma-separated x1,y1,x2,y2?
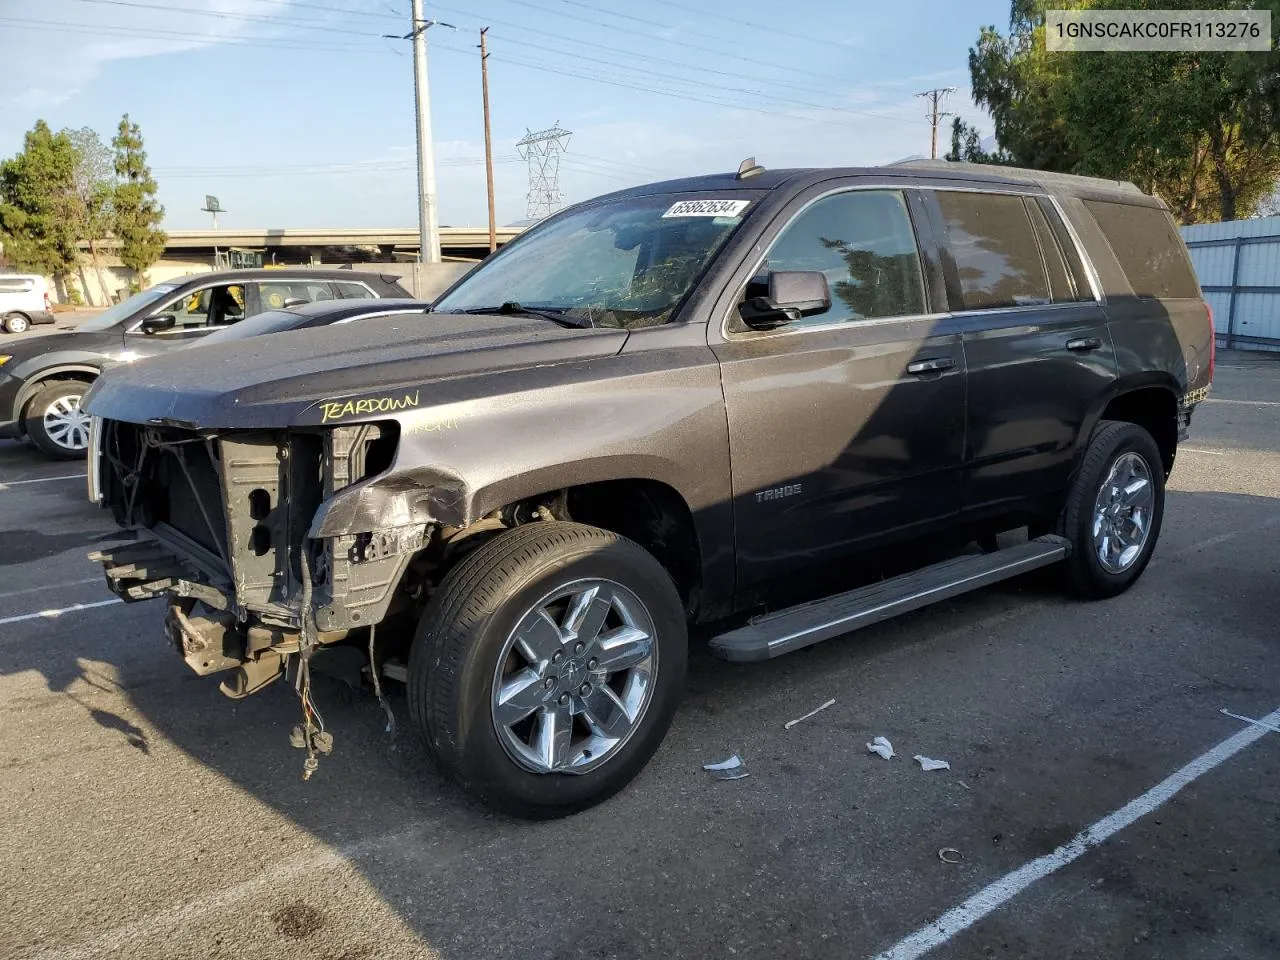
89,418,435,765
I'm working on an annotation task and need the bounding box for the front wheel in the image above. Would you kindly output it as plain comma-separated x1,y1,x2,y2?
3,312,30,334
1057,420,1165,598
408,522,687,818
24,380,94,460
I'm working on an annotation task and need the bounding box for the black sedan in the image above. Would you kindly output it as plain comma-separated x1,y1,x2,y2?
0,268,411,459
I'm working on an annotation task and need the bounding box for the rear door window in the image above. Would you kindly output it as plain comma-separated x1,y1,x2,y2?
1082,200,1199,299
333,281,377,299
934,191,1050,310
254,281,336,313
1025,200,1075,303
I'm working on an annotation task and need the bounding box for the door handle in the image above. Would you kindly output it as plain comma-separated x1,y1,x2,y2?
907,357,956,374
1066,337,1102,352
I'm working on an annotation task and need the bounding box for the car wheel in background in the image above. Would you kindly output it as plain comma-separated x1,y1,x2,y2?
24,380,94,460
1057,419,1165,598
2,312,30,334
408,521,687,819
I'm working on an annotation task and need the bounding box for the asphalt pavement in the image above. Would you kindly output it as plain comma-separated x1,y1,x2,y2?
1,354,1278,960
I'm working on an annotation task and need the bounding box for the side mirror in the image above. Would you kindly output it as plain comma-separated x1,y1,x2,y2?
140,314,176,335
739,270,831,330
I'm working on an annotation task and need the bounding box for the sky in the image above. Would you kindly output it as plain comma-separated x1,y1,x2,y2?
0,0,1011,230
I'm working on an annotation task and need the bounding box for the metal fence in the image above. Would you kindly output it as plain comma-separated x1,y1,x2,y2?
1182,217,1280,351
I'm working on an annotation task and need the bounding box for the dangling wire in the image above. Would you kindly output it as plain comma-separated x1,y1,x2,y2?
296,544,328,780
368,623,396,736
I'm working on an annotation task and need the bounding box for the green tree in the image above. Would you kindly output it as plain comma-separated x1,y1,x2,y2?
65,127,116,304
111,113,166,283
945,118,1011,164
0,120,81,277
969,0,1080,172
967,0,1280,223
1060,0,1280,222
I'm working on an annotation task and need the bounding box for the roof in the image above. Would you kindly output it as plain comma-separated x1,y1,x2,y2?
586,161,1152,205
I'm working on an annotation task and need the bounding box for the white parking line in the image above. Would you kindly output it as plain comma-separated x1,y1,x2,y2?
0,473,85,490
0,598,122,628
869,704,1280,960
0,577,102,601
1203,398,1280,407
1179,447,1224,455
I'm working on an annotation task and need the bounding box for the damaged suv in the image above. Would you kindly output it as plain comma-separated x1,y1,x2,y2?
86,160,1213,817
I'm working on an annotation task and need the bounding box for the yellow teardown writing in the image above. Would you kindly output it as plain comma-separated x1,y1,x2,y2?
319,391,420,423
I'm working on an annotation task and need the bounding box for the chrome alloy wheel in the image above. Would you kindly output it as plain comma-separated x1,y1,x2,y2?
491,578,657,775
43,394,91,452
1092,451,1154,574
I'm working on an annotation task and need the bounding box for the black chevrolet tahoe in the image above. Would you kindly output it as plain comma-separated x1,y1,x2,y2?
84,160,1214,817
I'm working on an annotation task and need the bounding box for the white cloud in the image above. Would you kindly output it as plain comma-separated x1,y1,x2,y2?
0,0,301,109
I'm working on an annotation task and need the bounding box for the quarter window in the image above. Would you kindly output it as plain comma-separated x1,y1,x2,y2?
935,192,1051,310
762,189,927,326
333,281,377,299
1083,200,1199,299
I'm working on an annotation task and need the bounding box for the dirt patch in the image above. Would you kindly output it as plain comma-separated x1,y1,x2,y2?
271,901,326,941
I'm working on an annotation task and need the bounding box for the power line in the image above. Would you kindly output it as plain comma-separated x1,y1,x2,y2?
0,16,387,52
644,0,859,51
481,0,860,84
66,0,384,35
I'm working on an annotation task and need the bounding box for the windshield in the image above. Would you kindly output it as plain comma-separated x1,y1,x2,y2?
433,194,753,328
75,284,179,332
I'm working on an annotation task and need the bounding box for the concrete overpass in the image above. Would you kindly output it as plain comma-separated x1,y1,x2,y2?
160,226,523,264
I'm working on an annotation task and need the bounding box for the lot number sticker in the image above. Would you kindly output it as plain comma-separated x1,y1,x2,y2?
662,199,750,218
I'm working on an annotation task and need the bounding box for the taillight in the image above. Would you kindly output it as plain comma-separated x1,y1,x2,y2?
44,291,50,311
1205,301,1215,382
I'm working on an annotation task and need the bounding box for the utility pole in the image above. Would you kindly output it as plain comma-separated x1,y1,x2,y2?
916,87,956,160
480,27,496,252
411,0,441,263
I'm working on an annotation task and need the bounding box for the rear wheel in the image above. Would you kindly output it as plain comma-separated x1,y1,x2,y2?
2,312,30,334
1057,420,1165,598
408,521,687,818
24,380,93,460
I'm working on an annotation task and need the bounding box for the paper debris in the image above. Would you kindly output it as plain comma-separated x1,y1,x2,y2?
785,697,836,730
866,736,895,760
703,754,749,780
913,755,951,772
937,847,963,864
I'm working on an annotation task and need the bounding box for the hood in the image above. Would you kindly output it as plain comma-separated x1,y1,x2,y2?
84,312,630,429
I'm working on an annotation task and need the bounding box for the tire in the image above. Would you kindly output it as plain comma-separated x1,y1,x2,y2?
1057,420,1165,598
3,312,30,334
408,521,687,819
24,380,94,460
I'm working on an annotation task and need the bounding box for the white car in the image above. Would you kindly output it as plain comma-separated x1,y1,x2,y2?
0,274,55,333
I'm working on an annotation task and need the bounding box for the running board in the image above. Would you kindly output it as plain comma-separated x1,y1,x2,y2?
710,536,1069,662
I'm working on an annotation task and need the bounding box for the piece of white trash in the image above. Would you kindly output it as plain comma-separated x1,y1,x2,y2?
785,697,836,730
914,755,951,772
866,736,895,760
703,754,749,780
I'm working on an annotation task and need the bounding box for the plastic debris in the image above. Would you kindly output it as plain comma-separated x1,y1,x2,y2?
866,736,895,760
937,847,964,864
785,697,836,730
703,754,749,780
913,755,951,772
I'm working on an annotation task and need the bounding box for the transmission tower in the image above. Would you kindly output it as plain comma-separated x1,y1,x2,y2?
516,124,572,220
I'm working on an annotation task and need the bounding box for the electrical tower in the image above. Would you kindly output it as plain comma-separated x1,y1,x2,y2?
516,125,572,220
916,87,957,160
